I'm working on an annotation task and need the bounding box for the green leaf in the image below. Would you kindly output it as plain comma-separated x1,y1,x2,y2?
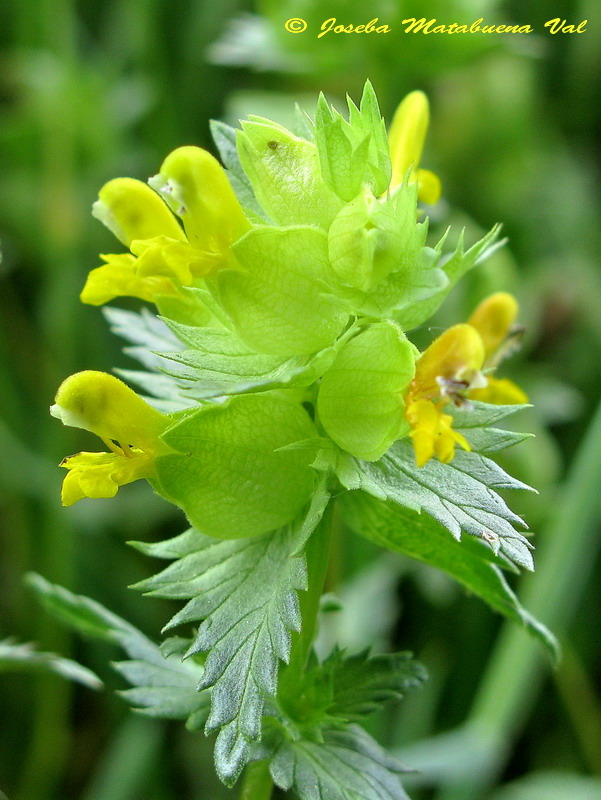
154,393,317,539
113,368,194,413
282,647,427,727
114,645,209,727
25,573,209,724
396,223,504,330
341,493,558,659
326,649,428,721
210,119,266,221
215,226,349,356
0,636,102,689
103,306,183,369
336,438,535,570
236,118,343,229
157,318,356,400
451,402,534,454
317,322,416,460
131,485,330,786
264,722,410,800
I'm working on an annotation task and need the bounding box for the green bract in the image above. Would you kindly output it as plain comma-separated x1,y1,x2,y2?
154,393,316,539
216,226,349,356
315,82,391,200
318,322,416,461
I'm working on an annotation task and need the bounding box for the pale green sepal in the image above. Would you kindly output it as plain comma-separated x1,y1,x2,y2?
236,120,343,229
155,289,218,327
215,226,350,356
328,187,418,292
153,393,317,539
317,322,416,461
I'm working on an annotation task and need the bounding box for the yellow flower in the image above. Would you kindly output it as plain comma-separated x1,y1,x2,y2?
388,90,441,204
59,451,154,506
81,148,250,306
406,399,471,467
404,294,527,467
405,324,485,466
50,371,170,505
467,292,528,405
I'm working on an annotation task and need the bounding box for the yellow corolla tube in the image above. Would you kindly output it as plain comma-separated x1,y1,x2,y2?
388,90,441,204
50,371,170,505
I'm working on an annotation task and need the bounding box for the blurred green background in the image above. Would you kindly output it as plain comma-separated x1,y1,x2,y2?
1,0,600,798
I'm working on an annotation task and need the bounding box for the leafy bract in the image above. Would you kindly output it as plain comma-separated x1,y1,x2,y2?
317,322,416,460
450,401,533,453
236,117,343,229
157,318,356,400
103,305,183,370
327,182,447,318
131,485,330,785
314,81,391,201
264,723,410,800
0,636,102,689
102,306,196,411
396,223,504,330
215,226,349,356
154,392,317,539
336,424,535,570
341,493,558,659
25,573,208,726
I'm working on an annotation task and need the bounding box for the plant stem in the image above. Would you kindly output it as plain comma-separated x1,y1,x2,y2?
435,396,601,800
239,760,274,800
239,502,335,798
283,502,335,687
